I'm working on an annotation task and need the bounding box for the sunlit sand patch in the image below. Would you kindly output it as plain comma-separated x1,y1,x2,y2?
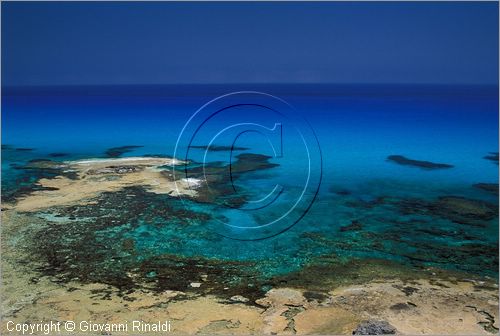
10,157,199,212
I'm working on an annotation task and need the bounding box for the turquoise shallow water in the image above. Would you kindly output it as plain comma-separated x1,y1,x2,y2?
2,84,498,281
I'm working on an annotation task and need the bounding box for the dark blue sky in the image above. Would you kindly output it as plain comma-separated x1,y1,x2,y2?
2,2,498,86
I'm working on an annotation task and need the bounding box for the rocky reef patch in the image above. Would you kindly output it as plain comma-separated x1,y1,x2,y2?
24,186,265,301
484,152,499,165
180,153,279,208
104,145,143,158
474,183,499,195
387,155,454,169
397,196,498,227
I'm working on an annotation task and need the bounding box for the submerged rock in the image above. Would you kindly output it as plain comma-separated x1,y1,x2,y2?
24,158,66,170
190,145,249,152
352,320,397,335
401,238,499,276
48,152,69,157
483,152,499,165
435,196,498,220
183,152,279,208
231,153,280,174
473,183,498,195
2,159,77,204
334,189,352,196
387,155,453,169
398,196,498,226
142,153,171,158
345,196,387,210
340,220,363,232
435,196,498,222
104,145,143,158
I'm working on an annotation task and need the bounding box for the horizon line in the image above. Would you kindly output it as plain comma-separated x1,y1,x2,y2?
2,82,499,89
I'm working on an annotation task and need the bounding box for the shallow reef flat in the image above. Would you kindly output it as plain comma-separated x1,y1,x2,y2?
4,157,197,212
4,153,280,212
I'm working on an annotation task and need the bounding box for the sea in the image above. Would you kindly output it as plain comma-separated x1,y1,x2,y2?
2,84,498,280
